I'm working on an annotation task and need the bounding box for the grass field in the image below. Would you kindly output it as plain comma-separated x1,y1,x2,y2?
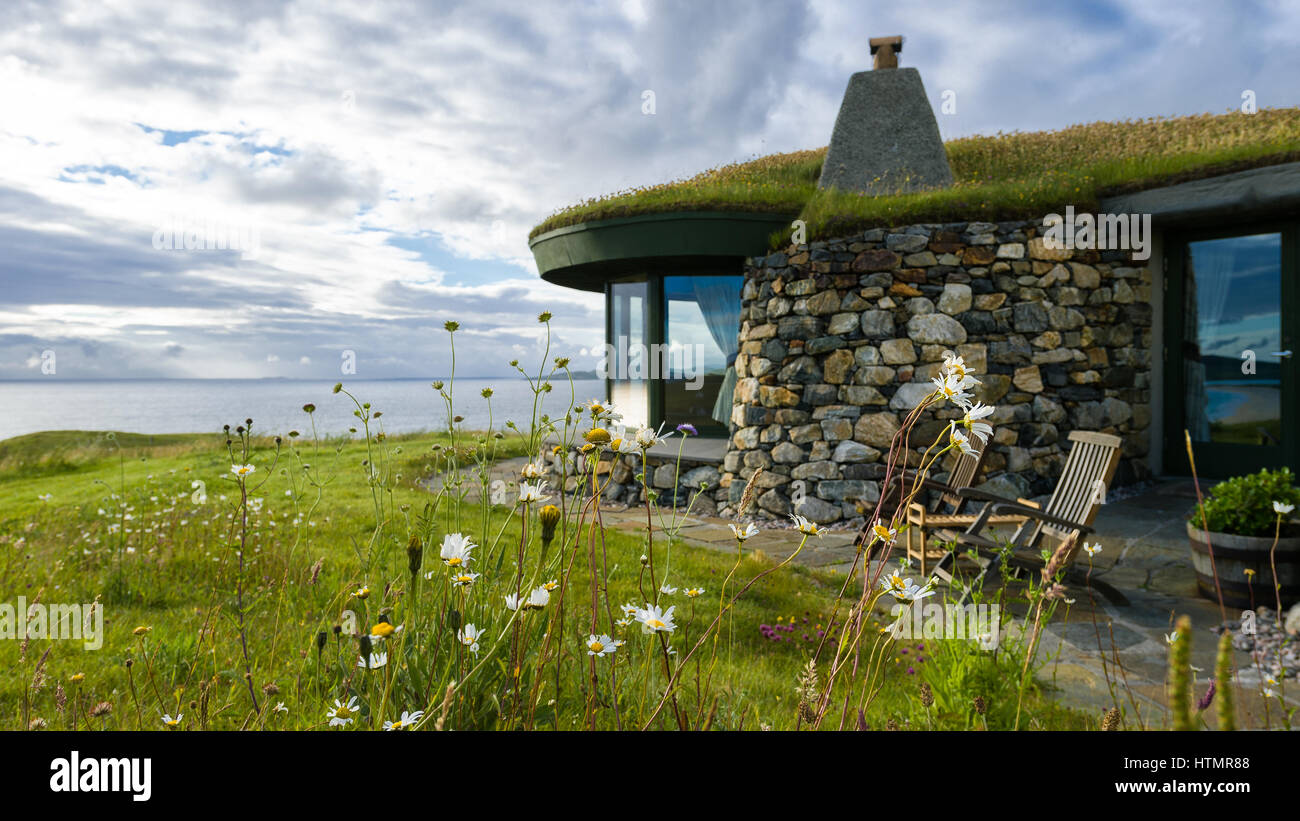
530,107,1300,245
0,397,1092,730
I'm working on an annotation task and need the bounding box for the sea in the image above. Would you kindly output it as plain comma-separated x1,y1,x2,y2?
0,378,604,441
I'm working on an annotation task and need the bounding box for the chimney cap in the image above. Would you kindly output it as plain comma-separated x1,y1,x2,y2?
869,35,903,69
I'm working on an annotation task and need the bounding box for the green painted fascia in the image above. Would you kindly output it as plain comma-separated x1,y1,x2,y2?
530,210,794,290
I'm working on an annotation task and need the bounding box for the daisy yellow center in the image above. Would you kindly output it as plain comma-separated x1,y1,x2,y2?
335,706,351,718
371,623,394,638
446,556,462,567
589,641,603,653
647,618,665,629
875,526,892,541
889,575,905,590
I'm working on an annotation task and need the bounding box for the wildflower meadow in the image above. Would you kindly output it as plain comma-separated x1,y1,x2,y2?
1,314,1132,732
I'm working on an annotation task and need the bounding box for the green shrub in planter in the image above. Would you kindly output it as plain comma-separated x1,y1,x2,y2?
1191,467,1300,538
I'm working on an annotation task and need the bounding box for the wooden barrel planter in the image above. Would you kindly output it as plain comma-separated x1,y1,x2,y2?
1187,522,1300,610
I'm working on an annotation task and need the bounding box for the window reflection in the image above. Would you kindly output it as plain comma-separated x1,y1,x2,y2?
664,275,743,435
609,280,649,429
1184,233,1282,446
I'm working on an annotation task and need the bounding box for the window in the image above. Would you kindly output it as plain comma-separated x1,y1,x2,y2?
604,274,744,437
1164,223,1298,477
1183,232,1282,446
607,280,651,429
664,275,743,436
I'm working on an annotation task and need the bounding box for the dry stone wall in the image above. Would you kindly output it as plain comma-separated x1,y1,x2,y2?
719,219,1153,523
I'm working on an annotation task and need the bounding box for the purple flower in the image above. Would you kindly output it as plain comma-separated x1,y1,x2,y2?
675,423,698,436
1197,681,1216,712
906,667,915,675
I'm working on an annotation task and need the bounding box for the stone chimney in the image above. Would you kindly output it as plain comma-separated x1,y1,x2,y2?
816,35,954,195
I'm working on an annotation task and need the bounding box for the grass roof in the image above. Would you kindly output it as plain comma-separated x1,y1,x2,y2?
530,107,1300,247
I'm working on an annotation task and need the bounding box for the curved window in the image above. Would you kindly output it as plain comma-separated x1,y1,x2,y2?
604,274,744,437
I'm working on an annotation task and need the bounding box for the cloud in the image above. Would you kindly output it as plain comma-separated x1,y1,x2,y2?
0,0,1297,380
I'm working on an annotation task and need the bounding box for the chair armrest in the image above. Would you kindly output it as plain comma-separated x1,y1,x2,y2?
988,502,1094,534
954,486,1021,505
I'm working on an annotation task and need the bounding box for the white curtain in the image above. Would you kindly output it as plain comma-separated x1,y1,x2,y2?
1185,241,1237,441
692,277,742,427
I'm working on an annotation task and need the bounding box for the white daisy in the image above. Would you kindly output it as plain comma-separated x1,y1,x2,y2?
458,623,485,655
931,373,973,407
1273,500,1296,515
327,697,359,727
449,571,480,587
879,570,937,603
729,522,760,542
609,435,640,455
161,713,183,728
357,652,388,669
958,401,996,443
230,464,256,478
869,519,897,547
439,532,476,568
636,603,677,634
789,513,825,538
522,586,550,610
948,424,978,457
941,352,981,388
383,710,425,731
634,423,669,449
586,634,617,657
518,482,549,504
1083,543,1102,557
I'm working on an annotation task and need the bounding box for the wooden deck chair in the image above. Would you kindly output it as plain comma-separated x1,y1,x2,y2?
929,430,1125,602
855,435,1028,572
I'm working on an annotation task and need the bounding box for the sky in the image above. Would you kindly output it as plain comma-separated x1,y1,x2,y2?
1,0,1298,380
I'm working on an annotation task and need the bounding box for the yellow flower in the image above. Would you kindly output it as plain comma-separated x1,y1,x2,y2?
370,622,395,638
1244,568,1257,578
69,673,85,683
132,626,151,636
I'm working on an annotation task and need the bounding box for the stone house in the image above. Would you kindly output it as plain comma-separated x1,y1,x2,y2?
530,38,1300,523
